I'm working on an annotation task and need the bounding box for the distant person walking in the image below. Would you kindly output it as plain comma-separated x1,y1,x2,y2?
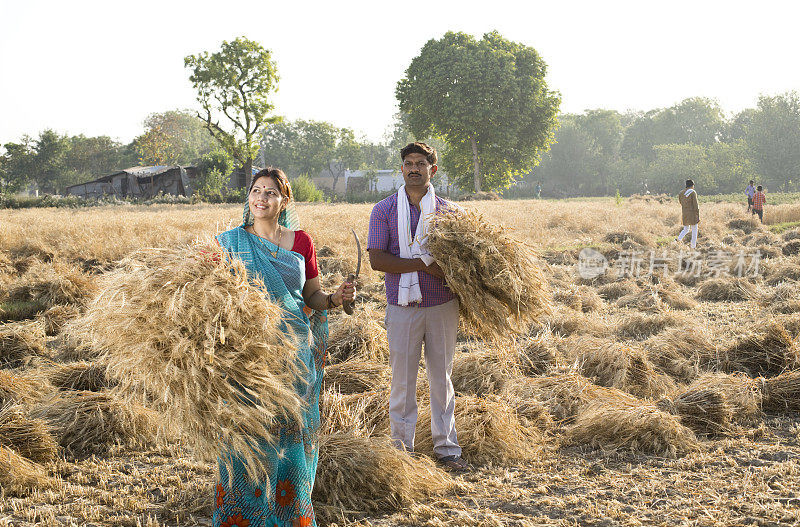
745,180,756,212
752,185,766,223
535,181,542,199
676,179,700,249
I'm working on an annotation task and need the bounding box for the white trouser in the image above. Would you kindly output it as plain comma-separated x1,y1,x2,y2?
677,224,698,248
385,299,461,458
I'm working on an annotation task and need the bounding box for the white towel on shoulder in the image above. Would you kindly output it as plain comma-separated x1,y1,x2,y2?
397,184,436,306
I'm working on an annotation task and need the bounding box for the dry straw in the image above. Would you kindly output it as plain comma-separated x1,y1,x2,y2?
320,389,389,435
0,403,58,463
451,348,517,396
515,331,565,376
32,390,159,457
46,361,113,392
426,209,551,341
597,280,641,301
415,394,541,465
322,361,390,395
327,303,389,364
761,370,800,412
0,445,50,496
0,320,48,368
544,309,610,338
721,321,798,377
644,327,715,383
313,432,452,524
0,370,52,407
37,304,81,336
8,259,96,307
666,373,761,435
73,242,304,481
561,336,676,399
615,312,688,340
696,277,756,302
568,399,699,458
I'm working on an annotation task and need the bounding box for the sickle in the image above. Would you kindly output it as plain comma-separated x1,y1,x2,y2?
342,229,361,315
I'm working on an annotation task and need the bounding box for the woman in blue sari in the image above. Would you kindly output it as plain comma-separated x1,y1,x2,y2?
214,167,355,527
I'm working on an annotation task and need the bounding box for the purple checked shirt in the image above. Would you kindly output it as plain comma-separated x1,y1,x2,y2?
368,191,456,308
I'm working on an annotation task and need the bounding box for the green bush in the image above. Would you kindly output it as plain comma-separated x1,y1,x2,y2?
291,175,324,202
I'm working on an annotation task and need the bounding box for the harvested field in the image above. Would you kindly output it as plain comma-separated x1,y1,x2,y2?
3,199,800,526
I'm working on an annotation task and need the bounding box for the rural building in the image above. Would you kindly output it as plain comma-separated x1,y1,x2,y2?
313,169,451,196
65,166,198,199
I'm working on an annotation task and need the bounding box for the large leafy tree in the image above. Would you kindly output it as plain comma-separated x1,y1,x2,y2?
140,109,215,164
0,139,34,194
744,91,800,191
397,31,560,192
185,37,280,188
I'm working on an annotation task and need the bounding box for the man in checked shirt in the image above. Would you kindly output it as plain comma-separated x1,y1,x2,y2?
366,142,468,472
752,185,767,223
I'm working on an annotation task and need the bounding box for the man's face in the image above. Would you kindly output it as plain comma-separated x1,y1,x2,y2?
401,152,437,189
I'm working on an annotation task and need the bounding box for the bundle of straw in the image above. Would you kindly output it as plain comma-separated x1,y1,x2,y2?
597,280,640,301
0,403,58,463
313,432,452,524
696,277,756,302
327,303,389,364
32,391,159,457
46,361,114,392
644,327,715,383
73,243,303,480
615,312,688,340
0,320,48,368
761,370,800,412
568,399,699,458
322,361,390,395
0,370,52,407
320,389,389,435
8,259,96,307
721,322,798,377
415,394,541,465
0,445,50,496
37,303,81,336
516,331,565,376
451,349,516,396
426,210,551,341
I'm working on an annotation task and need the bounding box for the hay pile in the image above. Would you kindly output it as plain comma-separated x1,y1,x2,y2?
761,371,800,412
545,309,610,338
0,445,50,496
0,370,52,407
0,403,58,463
322,361,390,395
320,389,389,435
32,391,159,456
327,304,389,364
727,218,761,234
666,373,761,435
0,320,48,367
568,399,699,458
516,331,564,376
721,322,798,377
46,361,113,392
415,395,541,465
313,432,452,524
553,286,603,313
615,312,687,340
597,280,640,301
74,243,304,480
766,260,800,285
37,304,81,336
783,241,800,256
451,349,515,396
426,210,551,341
8,259,96,307
561,337,676,399
696,277,756,302
644,327,715,383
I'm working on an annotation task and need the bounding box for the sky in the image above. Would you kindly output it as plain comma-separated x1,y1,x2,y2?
1,0,799,147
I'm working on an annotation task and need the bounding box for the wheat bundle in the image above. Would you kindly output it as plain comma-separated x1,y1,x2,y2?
0,445,50,496
47,361,113,392
771,300,800,315
657,287,698,311
451,349,516,396
497,379,555,431
313,432,452,524
71,243,303,480
516,331,565,376
0,370,52,407
761,371,800,412
615,312,688,341
603,231,653,247
0,320,48,367
783,241,800,256
669,373,761,435
37,303,81,336
721,322,798,377
774,314,800,339
567,399,699,458
8,259,96,307
320,389,389,435
426,210,551,341
415,394,541,465
577,286,604,312
553,287,583,311
0,403,58,463
696,277,756,302
32,390,159,457
644,327,715,383
597,280,640,301
615,290,666,313
766,261,800,285
561,336,676,399
327,303,389,364
322,360,390,394
727,218,761,234
545,309,610,338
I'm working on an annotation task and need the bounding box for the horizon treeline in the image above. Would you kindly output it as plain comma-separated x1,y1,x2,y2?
2,91,799,197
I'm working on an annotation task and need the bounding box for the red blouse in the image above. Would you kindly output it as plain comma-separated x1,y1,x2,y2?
291,230,319,280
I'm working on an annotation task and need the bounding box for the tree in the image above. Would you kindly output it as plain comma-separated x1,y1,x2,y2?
133,126,179,166
65,135,132,179
397,31,560,192
743,91,800,191
185,37,280,189
141,109,215,164
0,140,34,194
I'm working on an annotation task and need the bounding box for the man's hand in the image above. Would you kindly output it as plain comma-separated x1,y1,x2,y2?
423,261,445,279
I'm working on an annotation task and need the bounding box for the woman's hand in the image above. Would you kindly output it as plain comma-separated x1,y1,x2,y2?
331,279,356,307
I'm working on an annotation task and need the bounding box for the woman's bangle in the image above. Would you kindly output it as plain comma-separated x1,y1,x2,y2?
326,293,336,310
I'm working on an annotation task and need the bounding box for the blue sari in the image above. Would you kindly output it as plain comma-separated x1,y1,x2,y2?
213,225,328,527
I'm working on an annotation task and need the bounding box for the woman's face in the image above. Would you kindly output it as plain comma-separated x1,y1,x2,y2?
248,176,285,221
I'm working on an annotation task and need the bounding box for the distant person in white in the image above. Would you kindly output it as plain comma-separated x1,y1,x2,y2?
677,179,700,249
745,180,756,212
